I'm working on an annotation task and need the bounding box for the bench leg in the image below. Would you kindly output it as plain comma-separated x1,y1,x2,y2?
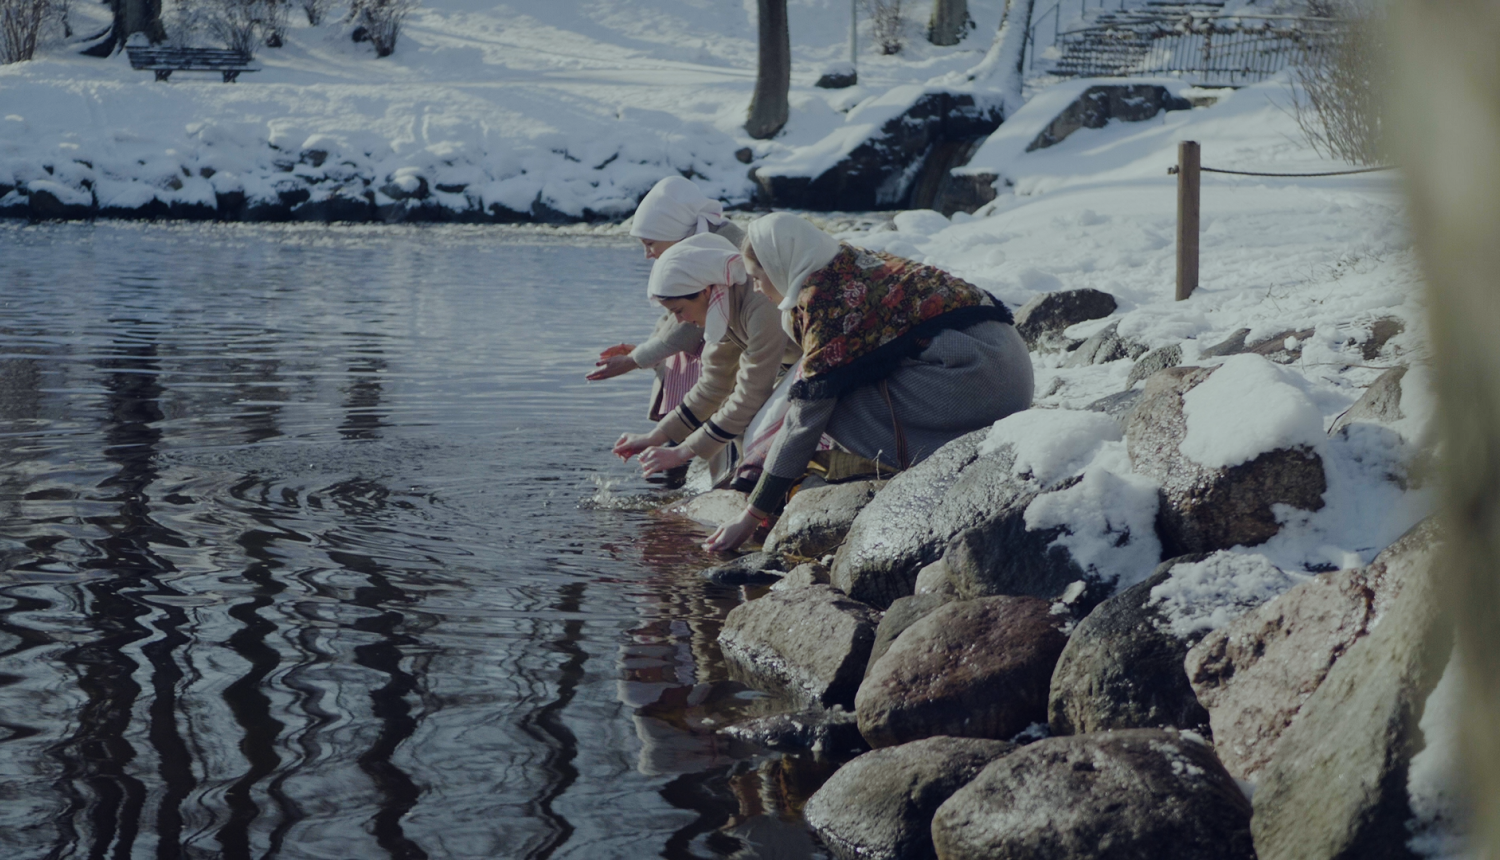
155,69,171,82
223,71,239,83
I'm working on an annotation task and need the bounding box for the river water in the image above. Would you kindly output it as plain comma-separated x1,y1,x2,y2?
0,223,832,860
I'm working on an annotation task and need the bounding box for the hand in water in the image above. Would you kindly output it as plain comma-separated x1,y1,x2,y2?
613,431,662,461
639,444,692,476
587,354,638,381
704,508,764,552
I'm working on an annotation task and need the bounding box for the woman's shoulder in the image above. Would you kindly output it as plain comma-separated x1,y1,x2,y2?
711,219,747,248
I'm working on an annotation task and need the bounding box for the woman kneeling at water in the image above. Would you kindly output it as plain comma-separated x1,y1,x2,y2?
705,213,1035,552
588,177,747,485
613,232,802,483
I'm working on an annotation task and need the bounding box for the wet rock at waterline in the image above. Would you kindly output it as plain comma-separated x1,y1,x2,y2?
856,596,1067,748
1012,288,1117,352
831,432,1085,610
1187,518,1442,783
1048,558,1212,738
1250,520,1449,860
662,488,748,528
763,480,884,559
804,736,1016,860
1061,320,1148,368
719,705,868,757
864,592,953,678
1125,365,1327,555
931,729,1255,860
700,551,785,585
718,585,880,708
769,561,831,591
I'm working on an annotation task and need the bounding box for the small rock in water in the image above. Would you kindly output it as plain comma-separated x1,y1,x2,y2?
719,705,868,757
701,551,785,585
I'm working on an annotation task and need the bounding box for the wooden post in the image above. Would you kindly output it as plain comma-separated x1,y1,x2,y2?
1176,140,1200,301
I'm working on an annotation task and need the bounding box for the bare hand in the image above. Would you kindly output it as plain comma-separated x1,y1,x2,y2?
613,431,662,461
639,444,693,476
600,343,635,359
587,353,638,381
704,508,765,553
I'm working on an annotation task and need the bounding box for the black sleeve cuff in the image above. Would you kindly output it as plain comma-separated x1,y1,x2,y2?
748,473,798,517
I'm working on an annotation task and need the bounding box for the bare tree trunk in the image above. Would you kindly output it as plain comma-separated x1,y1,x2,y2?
746,0,790,140
928,0,971,46
962,0,1034,115
1387,0,1500,854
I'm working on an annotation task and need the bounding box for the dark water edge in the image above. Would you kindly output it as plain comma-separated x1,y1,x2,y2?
0,222,836,860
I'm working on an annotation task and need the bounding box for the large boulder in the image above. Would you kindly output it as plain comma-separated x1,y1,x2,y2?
832,432,1087,610
1026,84,1193,151
763,480,884,559
804,736,1015,860
1187,518,1441,783
1125,343,1183,390
931,729,1255,860
1125,365,1327,555
1012,288,1117,352
856,596,1067,748
661,488,748,527
718,585,880,708
863,591,953,677
753,88,1004,211
1250,520,1450,860
1048,558,1211,737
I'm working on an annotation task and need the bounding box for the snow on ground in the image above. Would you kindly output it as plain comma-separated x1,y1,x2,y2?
835,77,1432,582
0,0,1003,217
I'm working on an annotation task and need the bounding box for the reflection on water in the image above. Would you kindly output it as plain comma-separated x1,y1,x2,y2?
0,223,832,859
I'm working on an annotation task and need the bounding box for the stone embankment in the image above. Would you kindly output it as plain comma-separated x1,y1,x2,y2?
663,287,1443,860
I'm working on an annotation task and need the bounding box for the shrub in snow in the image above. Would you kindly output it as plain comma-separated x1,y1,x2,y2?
1,0,65,63
300,0,333,25
349,0,415,58
1290,0,1385,165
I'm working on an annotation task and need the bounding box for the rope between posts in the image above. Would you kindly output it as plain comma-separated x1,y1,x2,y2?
1168,164,1397,177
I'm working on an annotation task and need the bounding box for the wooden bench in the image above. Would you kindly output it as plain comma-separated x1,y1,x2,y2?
125,46,257,83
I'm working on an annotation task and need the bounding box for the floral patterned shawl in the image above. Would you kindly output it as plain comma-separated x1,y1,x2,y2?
787,245,1014,401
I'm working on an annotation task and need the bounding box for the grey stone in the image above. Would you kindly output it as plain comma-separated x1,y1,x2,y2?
856,596,1067,748
1330,365,1408,435
1124,365,1327,555
1199,328,1251,358
764,480,884,559
1126,343,1183,389
831,432,1084,610
1013,289,1117,352
719,706,868,757
1247,327,1317,364
932,169,999,217
805,736,1015,860
1187,518,1441,783
701,551,786,585
1026,85,1194,151
27,185,93,220
662,488,749,528
719,584,881,708
1062,321,1149,368
1048,558,1211,738
913,557,959,597
1085,389,1143,420
769,561,830,591
815,69,857,89
942,506,1089,602
1250,519,1449,860
863,592,953,678
379,174,428,201
931,729,1255,860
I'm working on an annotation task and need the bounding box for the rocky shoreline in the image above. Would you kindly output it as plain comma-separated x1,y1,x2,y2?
663,287,1446,860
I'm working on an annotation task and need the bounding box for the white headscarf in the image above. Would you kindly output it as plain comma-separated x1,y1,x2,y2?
629,176,727,242
746,213,842,338
647,233,745,344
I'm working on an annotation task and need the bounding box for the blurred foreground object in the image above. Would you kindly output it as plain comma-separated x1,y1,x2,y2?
1388,1,1500,855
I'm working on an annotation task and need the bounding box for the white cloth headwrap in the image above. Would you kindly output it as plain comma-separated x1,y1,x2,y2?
629,176,727,242
647,233,745,344
745,212,842,339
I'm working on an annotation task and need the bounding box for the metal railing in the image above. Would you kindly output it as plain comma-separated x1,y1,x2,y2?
1022,0,1130,73
1034,12,1349,85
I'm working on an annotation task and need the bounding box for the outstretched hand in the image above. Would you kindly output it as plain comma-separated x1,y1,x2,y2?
613,430,664,461
639,444,693,476
587,353,638,381
704,507,766,553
